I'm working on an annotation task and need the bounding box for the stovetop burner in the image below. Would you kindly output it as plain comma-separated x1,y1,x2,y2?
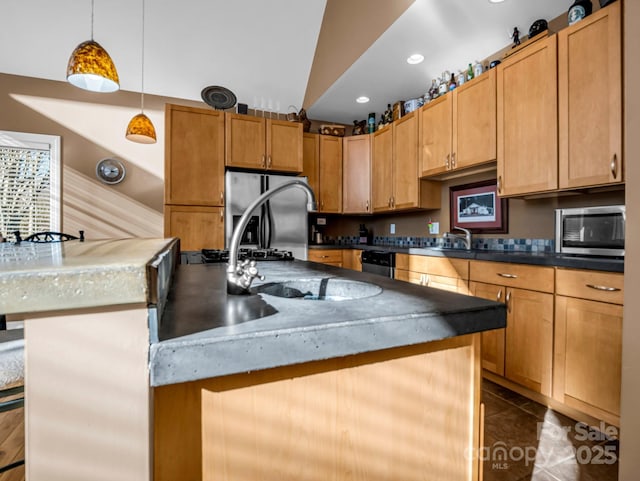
201,248,294,263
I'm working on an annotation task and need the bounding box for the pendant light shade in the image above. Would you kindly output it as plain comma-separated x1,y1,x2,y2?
126,113,157,143
126,0,157,144
66,1,119,93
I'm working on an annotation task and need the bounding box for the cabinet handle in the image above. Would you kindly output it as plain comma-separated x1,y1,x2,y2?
220,210,224,221
320,255,329,259
365,200,369,212
496,289,502,302
220,191,224,205
267,155,272,168
586,284,621,292
497,175,502,194
261,154,266,168
610,154,618,179
445,154,450,169
451,152,456,168
424,274,430,286
506,290,512,313
497,273,518,279
391,197,395,208
388,197,392,207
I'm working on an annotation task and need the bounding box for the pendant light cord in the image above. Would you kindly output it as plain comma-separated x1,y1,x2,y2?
140,0,146,113
90,0,95,39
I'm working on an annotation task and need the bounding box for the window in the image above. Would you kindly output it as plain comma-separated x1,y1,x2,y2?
0,131,61,241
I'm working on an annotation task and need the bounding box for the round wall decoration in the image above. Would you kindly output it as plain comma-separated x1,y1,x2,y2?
96,158,126,184
201,85,237,110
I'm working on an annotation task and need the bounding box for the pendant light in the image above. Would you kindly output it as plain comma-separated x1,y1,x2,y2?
126,0,157,144
67,0,120,93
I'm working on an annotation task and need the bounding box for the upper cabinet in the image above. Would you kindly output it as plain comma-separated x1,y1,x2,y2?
558,2,622,189
165,104,225,206
497,35,558,197
225,113,303,173
302,133,343,214
420,69,497,177
343,134,371,214
372,113,440,213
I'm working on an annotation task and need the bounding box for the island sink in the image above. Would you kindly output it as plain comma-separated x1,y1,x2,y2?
252,277,382,301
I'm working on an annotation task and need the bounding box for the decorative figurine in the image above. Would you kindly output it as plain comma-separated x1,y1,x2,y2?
298,108,311,132
568,0,592,26
352,119,367,136
511,27,521,48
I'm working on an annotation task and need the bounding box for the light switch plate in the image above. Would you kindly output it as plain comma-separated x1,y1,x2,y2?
390,223,396,234
428,222,439,235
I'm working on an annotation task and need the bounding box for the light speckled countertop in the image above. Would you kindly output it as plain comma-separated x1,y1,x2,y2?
0,238,178,315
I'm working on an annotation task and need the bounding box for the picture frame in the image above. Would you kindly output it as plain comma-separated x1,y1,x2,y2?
450,180,508,233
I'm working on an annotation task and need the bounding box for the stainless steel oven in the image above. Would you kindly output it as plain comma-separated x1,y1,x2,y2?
555,205,625,257
361,250,395,278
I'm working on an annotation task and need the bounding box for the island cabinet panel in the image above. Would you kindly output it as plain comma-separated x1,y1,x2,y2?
342,134,371,214
497,34,558,196
225,113,302,173
302,133,342,214
395,253,469,294
155,335,483,481
164,104,225,206
164,205,224,251
558,2,622,189
469,261,554,396
554,268,624,426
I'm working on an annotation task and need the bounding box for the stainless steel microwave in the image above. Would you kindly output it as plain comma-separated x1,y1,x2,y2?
555,205,625,257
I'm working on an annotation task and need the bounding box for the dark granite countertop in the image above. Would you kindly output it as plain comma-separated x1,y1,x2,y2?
309,244,623,272
149,260,505,386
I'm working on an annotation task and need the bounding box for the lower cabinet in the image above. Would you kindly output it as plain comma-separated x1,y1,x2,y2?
342,249,363,271
395,254,469,294
553,269,624,426
308,248,343,267
469,261,555,397
164,205,224,251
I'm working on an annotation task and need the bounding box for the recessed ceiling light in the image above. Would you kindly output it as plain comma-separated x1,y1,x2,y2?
356,96,370,104
407,54,424,65
488,0,505,3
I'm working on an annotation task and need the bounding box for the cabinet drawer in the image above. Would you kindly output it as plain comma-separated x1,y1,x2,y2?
469,261,554,293
396,254,469,280
556,269,624,304
308,249,343,264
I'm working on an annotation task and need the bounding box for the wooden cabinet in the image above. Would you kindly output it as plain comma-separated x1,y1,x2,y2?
470,261,554,396
497,35,558,196
371,115,440,213
469,281,505,376
225,113,302,173
554,268,623,426
164,104,225,206
558,2,622,189
342,249,363,271
395,253,469,294
420,69,497,177
302,133,342,213
308,248,343,267
164,205,224,251
342,134,371,214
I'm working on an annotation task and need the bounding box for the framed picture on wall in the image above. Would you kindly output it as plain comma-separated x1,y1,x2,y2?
450,180,508,233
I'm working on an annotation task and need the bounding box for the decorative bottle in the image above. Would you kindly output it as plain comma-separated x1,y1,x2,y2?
466,63,474,81
448,73,457,91
568,0,592,25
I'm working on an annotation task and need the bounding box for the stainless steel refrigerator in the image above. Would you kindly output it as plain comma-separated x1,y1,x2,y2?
224,171,309,260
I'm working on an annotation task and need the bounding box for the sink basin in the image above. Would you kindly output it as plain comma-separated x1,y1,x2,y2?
252,278,382,301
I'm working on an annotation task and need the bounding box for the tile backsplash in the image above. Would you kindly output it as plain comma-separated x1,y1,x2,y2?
333,236,554,252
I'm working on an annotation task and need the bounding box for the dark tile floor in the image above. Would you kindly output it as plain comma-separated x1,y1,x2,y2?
482,380,619,481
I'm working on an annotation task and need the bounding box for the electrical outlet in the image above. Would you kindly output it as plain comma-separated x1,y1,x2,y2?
390,223,396,234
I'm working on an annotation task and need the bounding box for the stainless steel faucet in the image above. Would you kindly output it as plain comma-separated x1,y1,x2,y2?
442,226,473,250
227,178,317,295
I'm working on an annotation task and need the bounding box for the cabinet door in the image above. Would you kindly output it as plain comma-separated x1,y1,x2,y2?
343,135,371,214
225,114,266,169
318,135,343,213
558,2,622,188
497,35,558,196
453,69,496,170
505,287,554,396
371,126,393,212
419,95,451,177
469,281,505,376
308,248,343,267
392,111,420,210
164,205,224,251
266,119,303,173
302,133,320,196
342,249,363,271
554,296,622,423
165,105,225,206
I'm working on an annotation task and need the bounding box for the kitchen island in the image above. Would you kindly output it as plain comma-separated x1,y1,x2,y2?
0,238,505,481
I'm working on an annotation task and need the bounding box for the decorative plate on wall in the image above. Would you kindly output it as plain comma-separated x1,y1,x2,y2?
96,158,126,184
201,85,237,110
